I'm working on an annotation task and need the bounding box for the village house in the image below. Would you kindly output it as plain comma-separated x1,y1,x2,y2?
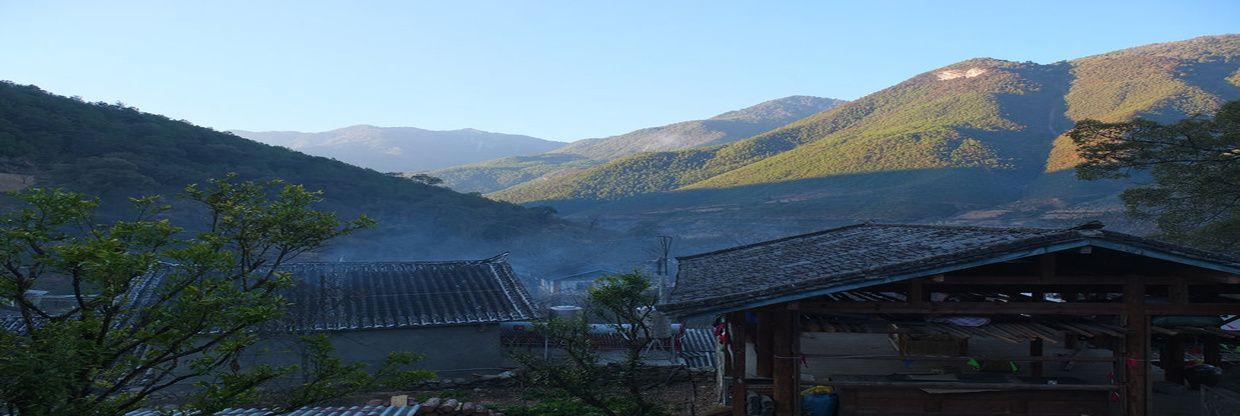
242,256,540,377
538,268,617,295
658,222,1240,416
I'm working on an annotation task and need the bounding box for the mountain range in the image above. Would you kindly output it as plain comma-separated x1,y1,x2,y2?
1,34,1237,277
232,125,564,172
428,95,845,193
479,35,1238,239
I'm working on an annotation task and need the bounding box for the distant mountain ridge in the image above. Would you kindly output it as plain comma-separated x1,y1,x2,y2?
428,95,845,193
550,95,847,160
232,125,563,172
487,35,1238,236
492,35,1239,205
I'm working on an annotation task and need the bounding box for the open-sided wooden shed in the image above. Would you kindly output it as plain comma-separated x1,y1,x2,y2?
657,223,1240,416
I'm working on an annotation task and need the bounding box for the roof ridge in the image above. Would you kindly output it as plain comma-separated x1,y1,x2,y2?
676,222,1077,261
676,222,871,261
280,256,509,267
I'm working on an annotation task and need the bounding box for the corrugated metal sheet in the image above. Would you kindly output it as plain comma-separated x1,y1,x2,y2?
678,328,718,369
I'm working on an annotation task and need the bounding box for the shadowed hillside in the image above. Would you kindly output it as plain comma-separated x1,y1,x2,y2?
0,81,570,252
428,95,844,193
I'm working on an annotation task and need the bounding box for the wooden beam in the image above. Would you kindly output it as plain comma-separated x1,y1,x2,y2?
821,380,1118,391
1169,281,1189,304
1124,282,1149,416
793,300,1240,316
1146,304,1240,315
772,309,795,416
729,312,747,416
794,300,1124,315
755,310,774,378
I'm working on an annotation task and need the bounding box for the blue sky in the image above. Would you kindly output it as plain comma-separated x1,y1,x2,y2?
1,1,1236,142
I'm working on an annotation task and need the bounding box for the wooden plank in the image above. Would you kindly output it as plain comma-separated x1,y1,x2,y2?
756,310,774,378
729,312,747,416
1170,280,1189,304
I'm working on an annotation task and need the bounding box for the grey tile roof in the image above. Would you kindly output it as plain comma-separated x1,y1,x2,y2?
127,405,420,416
274,257,538,331
660,223,1240,317
3,258,538,334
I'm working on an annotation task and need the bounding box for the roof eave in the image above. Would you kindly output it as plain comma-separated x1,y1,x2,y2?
660,237,1240,319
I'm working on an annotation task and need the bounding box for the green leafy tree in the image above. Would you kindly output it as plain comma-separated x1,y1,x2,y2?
0,176,428,416
513,272,667,416
1070,100,1240,250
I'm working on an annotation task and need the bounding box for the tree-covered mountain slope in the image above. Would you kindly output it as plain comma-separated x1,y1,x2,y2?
427,96,843,193
492,35,1240,205
0,81,565,246
425,153,597,194
232,125,563,172
551,95,845,160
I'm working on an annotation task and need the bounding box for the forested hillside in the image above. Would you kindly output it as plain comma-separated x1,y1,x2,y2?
493,35,1240,207
0,81,566,247
428,96,843,193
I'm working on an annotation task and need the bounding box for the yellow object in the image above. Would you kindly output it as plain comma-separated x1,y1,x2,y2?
801,385,835,396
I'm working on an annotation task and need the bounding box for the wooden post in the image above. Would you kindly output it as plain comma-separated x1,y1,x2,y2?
1204,335,1222,366
1163,334,1185,384
1030,338,1044,378
1124,282,1149,416
772,309,796,416
730,312,748,416
908,278,925,305
756,310,774,378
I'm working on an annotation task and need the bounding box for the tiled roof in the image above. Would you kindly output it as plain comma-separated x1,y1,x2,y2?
3,258,538,334
127,405,420,416
660,223,1240,317
274,257,538,331
0,265,171,335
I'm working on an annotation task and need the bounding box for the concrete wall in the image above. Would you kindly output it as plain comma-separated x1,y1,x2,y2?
242,324,507,378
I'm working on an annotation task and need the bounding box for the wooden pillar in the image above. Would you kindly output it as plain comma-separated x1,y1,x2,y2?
1030,338,1044,378
772,309,796,416
1204,335,1222,366
730,312,748,416
1123,282,1149,416
908,278,925,305
756,310,774,378
1163,334,1185,384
